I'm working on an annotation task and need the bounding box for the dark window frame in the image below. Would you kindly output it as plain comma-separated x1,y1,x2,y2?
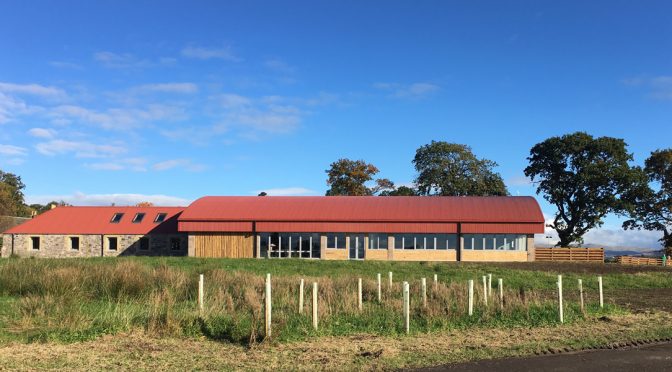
107,237,118,251
138,237,150,251
70,236,80,250
132,213,146,224
110,213,124,223
30,236,40,250
170,237,181,250
154,213,168,223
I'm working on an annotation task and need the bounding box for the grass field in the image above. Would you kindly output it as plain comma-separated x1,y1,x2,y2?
0,257,671,370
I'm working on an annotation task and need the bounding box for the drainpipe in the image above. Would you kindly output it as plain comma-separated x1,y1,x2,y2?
101,235,104,257
457,223,462,262
11,234,15,256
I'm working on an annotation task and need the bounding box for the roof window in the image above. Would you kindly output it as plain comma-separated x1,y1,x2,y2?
110,213,124,223
154,213,168,223
132,213,146,223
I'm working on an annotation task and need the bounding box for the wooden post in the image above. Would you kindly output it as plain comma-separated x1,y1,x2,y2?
299,278,304,314
358,278,363,311
312,282,318,330
421,277,427,308
557,275,564,323
488,273,492,297
433,274,438,291
598,276,604,308
468,279,474,316
265,273,272,338
403,281,410,334
578,278,584,312
198,274,204,313
498,278,503,310
482,275,488,306
388,271,393,289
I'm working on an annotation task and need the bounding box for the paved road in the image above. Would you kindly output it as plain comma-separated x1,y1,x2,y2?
417,342,672,372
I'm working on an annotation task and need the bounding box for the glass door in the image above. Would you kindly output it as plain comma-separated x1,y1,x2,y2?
349,234,365,260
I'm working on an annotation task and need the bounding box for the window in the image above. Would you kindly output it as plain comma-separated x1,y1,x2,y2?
132,213,146,223
138,237,150,251
154,213,167,223
107,237,118,251
30,236,40,250
369,234,388,249
70,236,80,250
395,234,458,250
170,237,181,250
436,234,457,250
326,233,346,249
463,234,527,251
259,232,321,259
110,213,124,223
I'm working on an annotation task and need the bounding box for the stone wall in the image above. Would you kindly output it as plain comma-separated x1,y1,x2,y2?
1,233,187,258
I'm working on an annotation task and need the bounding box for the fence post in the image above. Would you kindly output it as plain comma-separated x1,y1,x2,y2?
198,274,204,313
299,278,304,314
403,281,410,334
482,275,488,306
498,278,503,310
312,282,318,330
578,278,584,312
433,274,438,292
468,279,474,316
421,277,427,308
389,271,393,289
598,276,604,308
377,273,382,302
265,273,272,338
358,277,363,311
488,273,492,297
557,275,564,323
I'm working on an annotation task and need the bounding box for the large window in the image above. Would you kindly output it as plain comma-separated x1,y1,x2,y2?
107,237,118,251
70,236,80,250
463,234,527,251
326,233,346,249
369,234,388,249
394,234,457,250
259,233,321,259
30,236,40,250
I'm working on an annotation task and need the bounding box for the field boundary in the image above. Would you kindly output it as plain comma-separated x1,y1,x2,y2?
616,256,668,267
535,247,604,263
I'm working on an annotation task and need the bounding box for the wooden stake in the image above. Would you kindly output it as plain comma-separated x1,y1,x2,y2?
488,274,492,297
358,277,363,311
468,279,474,316
403,281,410,334
377,273,382,302
498,278,503,310
265,273,272,338
421,277,427,308
312,282,318,330
198,274,204,313
557,275,564,323
482,276,488,306
578,279,584,312
433,274,438,292
388,271,393,289
598,276,604,308
299,278,304,314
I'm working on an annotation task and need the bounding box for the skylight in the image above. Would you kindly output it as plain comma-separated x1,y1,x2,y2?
154,213,168,223
132,213,146,223
110,213,124,223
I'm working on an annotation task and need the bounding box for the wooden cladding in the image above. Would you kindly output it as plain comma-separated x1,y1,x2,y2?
535,247,604,263
616,256,667,266
194,233,253,258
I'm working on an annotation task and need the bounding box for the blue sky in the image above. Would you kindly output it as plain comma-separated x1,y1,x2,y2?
1,1,671,247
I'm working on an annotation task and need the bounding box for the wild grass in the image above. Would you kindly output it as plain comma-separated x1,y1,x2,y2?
0,257,640,345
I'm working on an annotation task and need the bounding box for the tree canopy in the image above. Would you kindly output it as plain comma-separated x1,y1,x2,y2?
412,141,508,196
325,159,394,196
623,149,672,254
525,132,647,247
379,185,419,196
0,170,30,217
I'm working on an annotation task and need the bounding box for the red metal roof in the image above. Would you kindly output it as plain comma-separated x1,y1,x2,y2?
179,196,544,226
4,206,184,235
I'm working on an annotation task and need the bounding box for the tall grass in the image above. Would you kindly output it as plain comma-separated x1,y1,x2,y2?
0,259,619,344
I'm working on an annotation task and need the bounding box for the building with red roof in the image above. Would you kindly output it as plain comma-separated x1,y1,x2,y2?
2,196,544,261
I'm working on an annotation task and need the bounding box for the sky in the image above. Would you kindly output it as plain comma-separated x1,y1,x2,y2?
1,1,671,248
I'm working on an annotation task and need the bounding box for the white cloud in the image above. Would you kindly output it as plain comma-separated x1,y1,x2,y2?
0,82,66,98
35,139,126,158
132,83,198,94
49,104,184,130
219,94,252,109
506,176,532,187
94,51,147,69
0,144,27,156
374,82,440,98
181,46,241,62
622,75,672,101
253,187,317,196
27,127,56,138
25,191,191,206
264,59,296,74
49,61,82,70
152,158,206,172
85,157,147,172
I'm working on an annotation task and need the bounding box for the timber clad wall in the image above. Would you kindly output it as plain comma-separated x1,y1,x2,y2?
194,233,253,258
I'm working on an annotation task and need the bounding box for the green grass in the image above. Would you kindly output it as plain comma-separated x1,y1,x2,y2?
0,257,667,345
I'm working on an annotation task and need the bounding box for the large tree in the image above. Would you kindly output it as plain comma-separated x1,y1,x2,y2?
412,141,508,196
0,170,29,217
325,159,394,196
623,149,672,255
524,132,647,247
379,185,419,196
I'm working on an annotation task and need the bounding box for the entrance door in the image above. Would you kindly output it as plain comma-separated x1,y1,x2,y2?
349,234,365,260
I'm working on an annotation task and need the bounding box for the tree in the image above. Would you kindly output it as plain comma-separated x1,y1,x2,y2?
412,141,508,196
257,192,268,196
325,158,394,196
135,202,155,207
28,201,70,215
0,170,29,217
524,132,647,247
379,185,419,196
623,149,672,255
